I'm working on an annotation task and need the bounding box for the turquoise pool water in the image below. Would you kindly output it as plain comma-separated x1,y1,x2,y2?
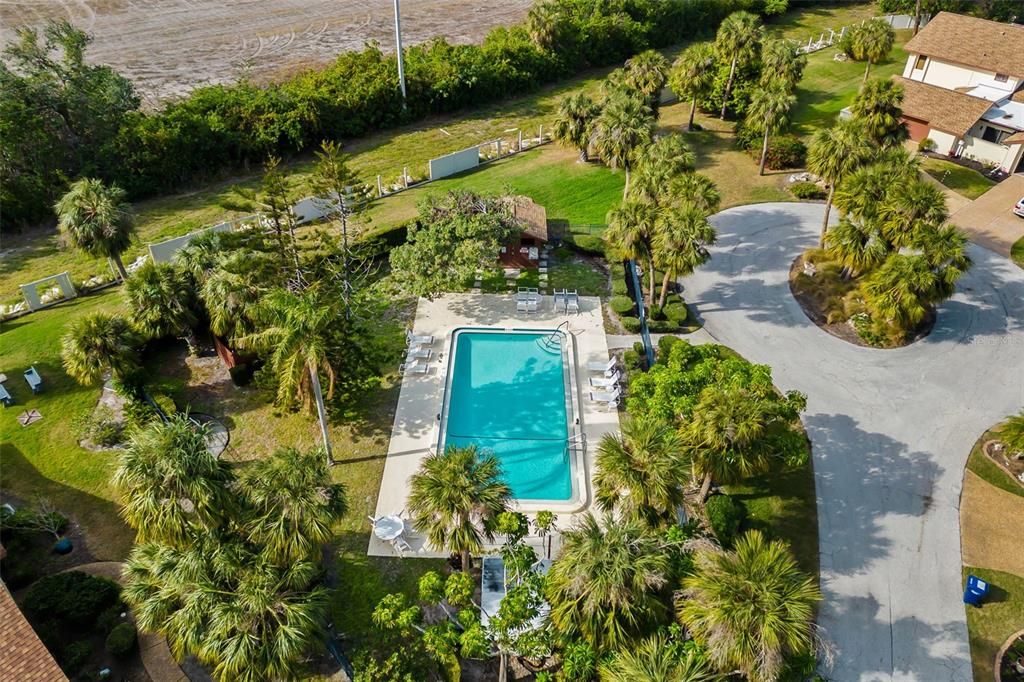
443,330,572,501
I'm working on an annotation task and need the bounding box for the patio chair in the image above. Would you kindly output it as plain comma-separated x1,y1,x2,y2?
516,298,529,313
399,360,429,375
391,536,413,556
23,366,42,394
0,384,12,408
526,299,539,314
406,330,434,346
589,370,621,388
586,357,617,374
588,387,621,410
406,346,432,361
567,294,580,314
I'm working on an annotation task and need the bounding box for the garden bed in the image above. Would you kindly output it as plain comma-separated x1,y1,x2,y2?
788,253,934,348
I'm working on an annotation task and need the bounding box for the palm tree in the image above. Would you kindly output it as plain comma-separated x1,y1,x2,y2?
598,633,715,682
201,262,264,342
824,218,887,278
685,386,796,502
745,84,797,176
123,541,327,682
553,93,601,162
624,50,671,115
61,312,141,385
55,178,136,281
807,120,872,244
670,172,722,214
525,1,563,50
861,254,938,330
1000,410,1024,453
236,286,341,462
632,133,696,200
759,38,807,91
123,261,200,353
221,157,299,272
878,179,947,249
590,94,655,198
606,197,658,305
715,11,764,119
241,447,347,566
594,416,688,525
850,19,895,83
851,78,907,148
112,414,235,546
407,445,511,571
653,201,716,309
913,223,971,299
545,513,670,650
678,530,821,682
669,43,718,131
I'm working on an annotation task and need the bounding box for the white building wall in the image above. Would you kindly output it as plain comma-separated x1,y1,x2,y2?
960,127,1012,166
904,56,1020,92
928,129,959,156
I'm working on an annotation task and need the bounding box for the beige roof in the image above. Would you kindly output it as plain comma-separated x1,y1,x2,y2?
1005,131,1024,145
0,583,67,682
904,12,1024,78
894,76,994,137
1012,89,1024,104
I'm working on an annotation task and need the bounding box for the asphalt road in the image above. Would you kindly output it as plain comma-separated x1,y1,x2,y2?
679,202,1024,681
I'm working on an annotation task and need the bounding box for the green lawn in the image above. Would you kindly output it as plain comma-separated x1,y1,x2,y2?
1011,236,1024,269
962,566,1024,681
724,455,819,580
0,287,134,559
922,157,996,200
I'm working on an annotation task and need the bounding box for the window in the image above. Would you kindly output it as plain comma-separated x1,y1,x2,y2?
914,55,927,70
995,73,1009,83
981,126,1009,144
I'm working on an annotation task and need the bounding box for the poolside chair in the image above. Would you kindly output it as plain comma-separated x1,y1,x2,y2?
589,387,621,410
406,346,432,361
566,292,580,314
516,298,530,313
406,330,434,346
400,360,429,375
0,384,12,408
586,357,617,375
23,366,42,394
526,298,539,314
589,370,621,389
391,535,413,556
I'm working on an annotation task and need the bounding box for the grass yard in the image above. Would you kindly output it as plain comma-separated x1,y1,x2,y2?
962,566,1024,681
364,145,625,229
1010,236,1024,269
0,287,134,560
725,456,820,580
922,157,996,200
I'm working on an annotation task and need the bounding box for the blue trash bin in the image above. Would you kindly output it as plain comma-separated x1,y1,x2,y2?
963,574,990,607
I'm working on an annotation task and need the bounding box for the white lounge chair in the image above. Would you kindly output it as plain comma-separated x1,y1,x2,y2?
526,298,539,314
567,295,580,314
516,298,530,313
406,346,432,361
589,387,621,409
406,330,433,346
587,358,617,374
400,360,429,375
590,370,621,388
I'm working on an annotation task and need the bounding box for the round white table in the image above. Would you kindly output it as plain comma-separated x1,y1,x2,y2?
373,515,405,541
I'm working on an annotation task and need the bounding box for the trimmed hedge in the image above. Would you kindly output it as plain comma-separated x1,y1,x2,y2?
657,335,683,363
706,494,746,546
789,181,827,200
609,296,636,316
621,316,642,333
106,622,138,657
23,571,119,627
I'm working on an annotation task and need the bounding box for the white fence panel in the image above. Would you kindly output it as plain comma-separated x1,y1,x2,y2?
429,146,481,181
149,222,233,264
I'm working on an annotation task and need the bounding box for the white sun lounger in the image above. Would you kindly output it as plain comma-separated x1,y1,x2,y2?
406,346,432,361
400,360,429,375
588,387,621,409
586,358,617,374
567,296,580,314
406,330,433,346
590,370,621,388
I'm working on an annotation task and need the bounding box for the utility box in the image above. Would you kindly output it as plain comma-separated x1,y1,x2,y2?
963,574,990,607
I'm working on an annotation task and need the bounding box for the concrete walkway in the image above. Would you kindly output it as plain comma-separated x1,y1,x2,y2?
679,203,1024,681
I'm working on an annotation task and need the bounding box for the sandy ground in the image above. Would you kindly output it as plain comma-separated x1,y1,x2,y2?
960,469,1024,578
1,0,533,103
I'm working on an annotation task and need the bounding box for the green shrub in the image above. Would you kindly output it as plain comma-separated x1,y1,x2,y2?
763,135,807,170
657,335,682,363
60,640,92,674
632,341,645,355
789,181,827,200
569,234,605,256
621,316,642,333
23,572,119,626
561,639,597,681
612,278,629,296
623,349,642,372
122,398,157,429
918,137,936,153
105,622,138,657
609,296,635,316
648,319,677,333
229,363,256,387
706,494,746,547
0,557,38,589
663,301,689,325
96,604,125,635
152,392,177,416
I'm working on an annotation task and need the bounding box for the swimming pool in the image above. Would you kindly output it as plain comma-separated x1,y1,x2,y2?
441,329,577,503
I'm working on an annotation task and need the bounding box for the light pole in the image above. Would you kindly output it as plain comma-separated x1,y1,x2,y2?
393,0,407,106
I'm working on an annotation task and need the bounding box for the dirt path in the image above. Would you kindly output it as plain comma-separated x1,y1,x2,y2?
1,0,532,103
960,470,1024,577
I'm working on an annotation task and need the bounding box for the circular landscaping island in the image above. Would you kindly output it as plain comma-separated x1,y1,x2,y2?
788,251,935,348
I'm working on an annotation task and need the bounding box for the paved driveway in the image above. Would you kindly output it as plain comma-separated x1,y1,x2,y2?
948,174,1024,258
679,203,1024,681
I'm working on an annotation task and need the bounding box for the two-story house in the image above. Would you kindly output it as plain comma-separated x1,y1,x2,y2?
895,12,1024,174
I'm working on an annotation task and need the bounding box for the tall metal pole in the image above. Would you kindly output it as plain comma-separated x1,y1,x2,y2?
393,0,407,106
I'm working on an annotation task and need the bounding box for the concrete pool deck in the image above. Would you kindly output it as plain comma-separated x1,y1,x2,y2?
368,293,620,558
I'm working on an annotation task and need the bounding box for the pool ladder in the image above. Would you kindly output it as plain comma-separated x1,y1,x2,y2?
538,321,568,354
565,432,586,458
